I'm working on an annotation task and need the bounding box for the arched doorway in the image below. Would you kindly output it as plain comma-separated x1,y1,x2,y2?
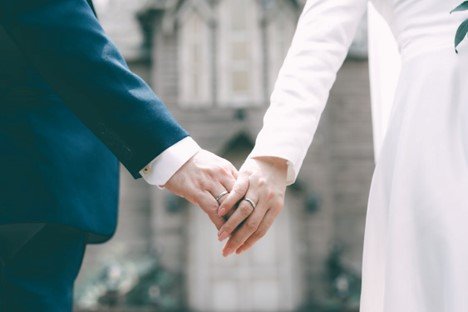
186,133,303,312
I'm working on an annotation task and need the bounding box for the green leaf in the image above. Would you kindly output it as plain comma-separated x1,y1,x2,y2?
455,18,468,52
451,1,468,13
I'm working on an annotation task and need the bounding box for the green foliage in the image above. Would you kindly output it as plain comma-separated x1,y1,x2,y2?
455,19,468,51
75,252,187,311
299,245,361,312
452,2,468,51
451,1,468,13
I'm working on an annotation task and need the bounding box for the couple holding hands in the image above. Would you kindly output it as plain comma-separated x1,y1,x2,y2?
0,0,289,309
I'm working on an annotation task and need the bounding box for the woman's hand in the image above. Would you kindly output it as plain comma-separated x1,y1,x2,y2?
217,157,288,256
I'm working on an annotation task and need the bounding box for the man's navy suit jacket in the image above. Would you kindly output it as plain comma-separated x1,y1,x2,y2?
0,0,188,243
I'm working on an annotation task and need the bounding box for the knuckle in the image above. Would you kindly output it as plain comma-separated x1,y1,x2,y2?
192,194,203,206
202,202,219,214
272,205,282,214
209,164,228,177
276,201,285,211
225,163,235,173
242,167,255,176
203,171,212,179
274,198,285,210
210,203,220,213
214,166,225,176
205,167,216,178
265,189,275,200
221,168,230,178
197,179,209,190
256,177,267,187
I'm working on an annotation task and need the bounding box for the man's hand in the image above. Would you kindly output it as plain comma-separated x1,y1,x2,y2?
217,157,288,256
164,150,238,230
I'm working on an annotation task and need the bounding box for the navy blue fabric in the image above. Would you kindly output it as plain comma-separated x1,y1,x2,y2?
0,0,189,177
0,224,86,311
0,0,189,242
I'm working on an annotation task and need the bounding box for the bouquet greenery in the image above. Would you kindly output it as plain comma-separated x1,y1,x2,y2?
452,1,468,51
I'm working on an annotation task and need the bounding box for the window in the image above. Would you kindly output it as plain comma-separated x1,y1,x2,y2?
217,0,264,107
178,6,212,107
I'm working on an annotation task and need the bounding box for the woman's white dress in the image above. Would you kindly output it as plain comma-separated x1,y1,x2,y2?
248,0,468,311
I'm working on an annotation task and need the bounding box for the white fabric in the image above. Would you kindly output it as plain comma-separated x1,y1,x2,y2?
249,0,368,185
367,2,401,162
140,137,201,187
251,0,468,311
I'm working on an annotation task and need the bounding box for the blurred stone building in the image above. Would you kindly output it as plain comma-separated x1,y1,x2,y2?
77,0,374,311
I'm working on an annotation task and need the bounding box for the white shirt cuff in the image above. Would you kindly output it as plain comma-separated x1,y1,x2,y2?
140,137,201,188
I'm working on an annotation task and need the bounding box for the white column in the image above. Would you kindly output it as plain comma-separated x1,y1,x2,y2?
367,3,401,162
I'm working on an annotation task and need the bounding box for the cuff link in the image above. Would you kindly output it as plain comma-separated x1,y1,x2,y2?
143,165,152,174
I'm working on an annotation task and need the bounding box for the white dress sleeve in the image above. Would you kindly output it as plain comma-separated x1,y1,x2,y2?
248,0,368,185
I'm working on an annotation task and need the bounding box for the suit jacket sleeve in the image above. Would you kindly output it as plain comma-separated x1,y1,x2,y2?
248,0,368,184
0,0,189,178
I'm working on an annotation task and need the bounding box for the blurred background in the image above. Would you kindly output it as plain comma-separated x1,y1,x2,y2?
75,0,374,311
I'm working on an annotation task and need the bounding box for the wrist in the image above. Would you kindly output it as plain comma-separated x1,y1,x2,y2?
163,150,200,188
250,156,288,175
